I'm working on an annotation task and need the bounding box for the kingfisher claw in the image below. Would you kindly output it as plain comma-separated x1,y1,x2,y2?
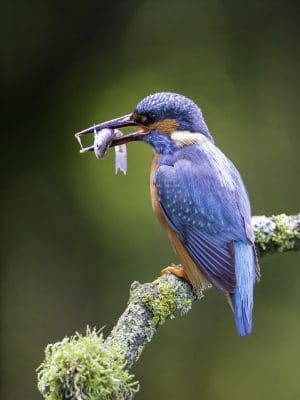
160,264,189,281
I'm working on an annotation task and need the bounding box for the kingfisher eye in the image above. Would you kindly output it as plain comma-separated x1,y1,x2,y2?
140,115,148,123
144,112,156,124
134,112,156,125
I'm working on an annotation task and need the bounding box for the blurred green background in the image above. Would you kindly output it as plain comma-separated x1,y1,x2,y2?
2,0,300,399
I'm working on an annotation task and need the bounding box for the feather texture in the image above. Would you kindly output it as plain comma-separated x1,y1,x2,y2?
231,242,256,336
152,136,259,334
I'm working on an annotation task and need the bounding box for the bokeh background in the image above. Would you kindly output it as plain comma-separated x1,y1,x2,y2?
2,1,300,399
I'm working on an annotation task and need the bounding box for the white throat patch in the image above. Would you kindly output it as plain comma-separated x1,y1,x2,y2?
170,131,209,147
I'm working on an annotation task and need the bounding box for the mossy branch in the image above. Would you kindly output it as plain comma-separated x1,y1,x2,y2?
37,213,300,400
252,214,300,254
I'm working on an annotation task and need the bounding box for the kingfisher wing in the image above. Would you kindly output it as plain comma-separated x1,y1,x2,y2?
155,146,253,294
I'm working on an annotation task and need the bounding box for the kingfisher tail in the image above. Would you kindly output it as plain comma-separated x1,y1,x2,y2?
231,241,257,336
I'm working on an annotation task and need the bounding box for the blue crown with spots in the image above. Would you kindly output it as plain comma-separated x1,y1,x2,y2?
135,92,213,141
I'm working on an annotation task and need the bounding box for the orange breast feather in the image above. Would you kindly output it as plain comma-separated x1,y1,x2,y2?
150,154,208,290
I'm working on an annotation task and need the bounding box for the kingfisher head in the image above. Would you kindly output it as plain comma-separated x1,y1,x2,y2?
76,92,213,154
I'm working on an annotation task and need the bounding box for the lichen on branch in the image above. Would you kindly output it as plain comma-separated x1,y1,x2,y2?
253,214,300,254
105,273,198,370
37,214,300,400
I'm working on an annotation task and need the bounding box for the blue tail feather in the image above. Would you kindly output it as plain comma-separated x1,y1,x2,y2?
231,241,256,336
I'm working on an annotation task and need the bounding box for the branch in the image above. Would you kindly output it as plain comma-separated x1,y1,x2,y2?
37,214,300,400
252,214,300,254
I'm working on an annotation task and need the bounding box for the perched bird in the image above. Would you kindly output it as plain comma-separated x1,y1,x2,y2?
76,92,260,336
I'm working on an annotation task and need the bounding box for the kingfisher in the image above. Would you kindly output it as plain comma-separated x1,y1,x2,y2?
76,92,260,336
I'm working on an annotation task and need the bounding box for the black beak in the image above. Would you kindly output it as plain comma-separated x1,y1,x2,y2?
75,113,137,142
75,113,149,149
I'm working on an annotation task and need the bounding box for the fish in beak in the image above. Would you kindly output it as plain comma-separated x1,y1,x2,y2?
75,113,148,149
75,113,150,175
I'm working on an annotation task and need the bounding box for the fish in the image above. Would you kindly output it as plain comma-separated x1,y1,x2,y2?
79,128,127,175
113,131,127,175
93,128,115,159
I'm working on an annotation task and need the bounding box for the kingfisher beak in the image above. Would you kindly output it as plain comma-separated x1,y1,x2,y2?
75,113,148,148
75,113,137,137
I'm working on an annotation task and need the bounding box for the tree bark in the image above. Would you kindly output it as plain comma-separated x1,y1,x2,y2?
37,213,300,400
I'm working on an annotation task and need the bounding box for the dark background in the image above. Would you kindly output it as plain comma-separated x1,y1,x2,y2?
2,1,300,399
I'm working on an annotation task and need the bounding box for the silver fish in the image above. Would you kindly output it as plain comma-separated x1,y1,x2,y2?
80,128,127,174
114,131,127,175
94,128,116,159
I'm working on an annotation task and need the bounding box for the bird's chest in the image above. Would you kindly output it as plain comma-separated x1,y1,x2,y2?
150,154,179,252
149,153,208,290
150,151,180,227
150,154,166,225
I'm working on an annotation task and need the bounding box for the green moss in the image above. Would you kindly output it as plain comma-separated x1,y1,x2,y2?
37,327,139,400
253,214,299,252
180,298,193,311
141,279,177,327
272,214,299,252
253,215,275,250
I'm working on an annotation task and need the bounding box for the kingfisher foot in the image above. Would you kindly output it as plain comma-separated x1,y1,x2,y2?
160,264,189,281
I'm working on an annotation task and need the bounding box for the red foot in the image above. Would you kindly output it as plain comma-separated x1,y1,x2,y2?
160,264,189,281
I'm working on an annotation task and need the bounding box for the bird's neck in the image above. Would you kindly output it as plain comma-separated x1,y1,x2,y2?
142,130,177,155
188,118,214,142
176,106,214,142
142,129,213,156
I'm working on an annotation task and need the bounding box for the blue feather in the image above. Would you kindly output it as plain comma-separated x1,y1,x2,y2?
154,138,259,335
231,242,256,336
136,92,214,140
131,92,260,335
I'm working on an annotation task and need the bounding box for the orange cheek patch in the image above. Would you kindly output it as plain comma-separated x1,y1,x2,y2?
150,119,178,134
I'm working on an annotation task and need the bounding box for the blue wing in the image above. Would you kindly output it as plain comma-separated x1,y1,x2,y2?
155,143,257,294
